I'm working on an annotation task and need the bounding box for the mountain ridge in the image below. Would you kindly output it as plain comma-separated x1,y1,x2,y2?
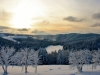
0,33,100,50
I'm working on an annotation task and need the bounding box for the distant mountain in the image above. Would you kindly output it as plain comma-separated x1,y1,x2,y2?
0,33,59,50
32,33,100,50
32,33,100,42
56,33,100,43
0,33,100,50
32,35,57,41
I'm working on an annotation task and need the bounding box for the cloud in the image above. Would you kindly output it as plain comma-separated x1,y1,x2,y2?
63,16,85,22
0,26,10,29
92,12,100,20
0,26,10,31
0,10,13,26
0,26,11,33
43,20,49,24
0,10,12,21
32,29,45,33
17,28,28,31
91,23,100,27
49,16,59,18
31,20,49,27
31,29,47,35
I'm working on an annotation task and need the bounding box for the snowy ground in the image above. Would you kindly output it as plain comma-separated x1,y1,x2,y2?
0,65,100,75
46,45,63,53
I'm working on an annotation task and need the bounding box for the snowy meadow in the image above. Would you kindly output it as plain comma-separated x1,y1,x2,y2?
0,46,100,75
0,65,100,75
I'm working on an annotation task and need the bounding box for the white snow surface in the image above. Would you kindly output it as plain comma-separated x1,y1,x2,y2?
0,65,100,75
2,35,28,42
46,45,63,53
2,36,17,42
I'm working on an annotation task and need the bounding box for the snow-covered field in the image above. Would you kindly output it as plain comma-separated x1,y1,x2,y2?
0,65,100,75
46,45,63,53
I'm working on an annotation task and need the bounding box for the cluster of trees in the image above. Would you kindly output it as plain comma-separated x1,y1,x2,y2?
39,48,100,73
69,49,100,72
1,46,100,74
38,48,69,65
0,47,40,74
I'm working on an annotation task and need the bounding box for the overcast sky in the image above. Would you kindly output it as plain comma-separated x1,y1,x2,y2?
0,0,100,34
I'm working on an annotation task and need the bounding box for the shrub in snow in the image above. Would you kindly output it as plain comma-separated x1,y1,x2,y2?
69,50,91,72
0,47,16,74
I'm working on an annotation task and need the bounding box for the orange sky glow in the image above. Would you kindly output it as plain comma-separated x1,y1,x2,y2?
0,0,100,34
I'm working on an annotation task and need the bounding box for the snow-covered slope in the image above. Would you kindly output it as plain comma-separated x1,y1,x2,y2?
2,36,17,42
0,65,100,75
1,35,28,42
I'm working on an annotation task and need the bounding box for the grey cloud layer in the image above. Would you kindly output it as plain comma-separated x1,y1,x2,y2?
0,26,10,29
63,16,85,22
17,28,28,31
91,23,100,27
32,29,45,33
31,29,47,35
92,12,100,20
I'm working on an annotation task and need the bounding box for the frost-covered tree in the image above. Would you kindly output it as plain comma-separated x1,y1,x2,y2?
92,49,100,69
0,47,15,74
32,51,40,73
69,50,91,72
14,48,40,73
13,48,34,73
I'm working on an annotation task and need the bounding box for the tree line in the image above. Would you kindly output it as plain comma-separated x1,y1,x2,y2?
0,46,100,74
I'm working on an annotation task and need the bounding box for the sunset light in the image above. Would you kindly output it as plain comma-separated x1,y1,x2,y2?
0,0,100,75
0,0,100,34
11,0,46,28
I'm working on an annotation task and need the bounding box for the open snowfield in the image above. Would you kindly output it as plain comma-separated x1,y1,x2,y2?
0,65,100,75
46,45,63,53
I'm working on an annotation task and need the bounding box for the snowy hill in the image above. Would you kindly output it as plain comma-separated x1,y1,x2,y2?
33,33,100,50
1,33,100,50
0,34,28,42
3,35,28,42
